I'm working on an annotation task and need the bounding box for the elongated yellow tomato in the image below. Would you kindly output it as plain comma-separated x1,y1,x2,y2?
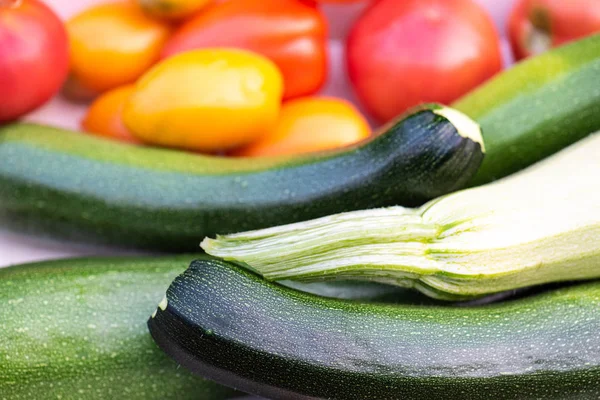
137,0,214,20
123,49,283,152
232,97,371,157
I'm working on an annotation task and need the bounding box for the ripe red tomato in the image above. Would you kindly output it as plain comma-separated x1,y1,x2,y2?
346,0,502,123
0,0,69,122
508,0,600,60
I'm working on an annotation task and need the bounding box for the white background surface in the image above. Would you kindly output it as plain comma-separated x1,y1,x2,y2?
1,0,516,267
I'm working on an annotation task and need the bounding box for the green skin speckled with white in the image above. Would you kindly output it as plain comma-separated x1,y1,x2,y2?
149,258,600,400
453,33,600,186
0,105,483,251
0,256,241,400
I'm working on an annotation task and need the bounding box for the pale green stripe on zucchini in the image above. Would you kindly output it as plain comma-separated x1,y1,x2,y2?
0,123,297,175
202,132,600,300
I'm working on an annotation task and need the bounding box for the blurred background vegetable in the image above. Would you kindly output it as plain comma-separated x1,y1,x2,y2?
508,0,600,60
123,49,283,152
310,0,362,3
232,97,370,157
0,0,68,122
160,0,328,100
82,84,141,143
347,0,503,123
65,1,171,100
137,0,214,20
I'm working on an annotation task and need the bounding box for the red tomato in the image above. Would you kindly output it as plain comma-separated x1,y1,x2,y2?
0,0,69,122
346,0,502,123
160,0,328,100
508,0,600,60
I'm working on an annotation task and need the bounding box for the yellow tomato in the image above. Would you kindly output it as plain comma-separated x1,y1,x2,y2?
137,0,214,20
123,49,283,152
232,97,371,157
66,2,171,99
81,85,141,144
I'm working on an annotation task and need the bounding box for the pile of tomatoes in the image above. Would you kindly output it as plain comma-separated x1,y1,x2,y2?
1,0,599,157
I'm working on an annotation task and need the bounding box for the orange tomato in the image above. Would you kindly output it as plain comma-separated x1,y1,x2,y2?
81,85,141,144
66,2,171,100
137,0,214,20
232,97,371,157
160,0,328,100
123,49,283,152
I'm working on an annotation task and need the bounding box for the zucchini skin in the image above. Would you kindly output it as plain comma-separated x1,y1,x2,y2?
454,33,600,186
0,256,241,400
149,259,600,400
0,107,481,251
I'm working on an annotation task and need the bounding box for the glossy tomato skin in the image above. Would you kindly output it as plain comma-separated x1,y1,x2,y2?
508,0,600,60
347,0,502,123
231,96,370,157
161,0,327,100
123,49,283,152
82,84,141,144
0,0,69,122
66,2,171,100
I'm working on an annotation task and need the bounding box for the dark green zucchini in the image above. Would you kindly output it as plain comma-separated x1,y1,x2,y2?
454,33,600,186
149,258,600,400
0,256,241,400
0,104,483,251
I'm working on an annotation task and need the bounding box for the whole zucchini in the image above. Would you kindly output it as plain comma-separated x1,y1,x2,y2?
0,104,482,251
149,258,600,400
454,33,600,186
0,256,241,400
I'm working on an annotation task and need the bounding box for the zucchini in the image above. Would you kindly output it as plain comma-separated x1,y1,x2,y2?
453,33,600,186
149,258,600,400
0,104,483,251
203,131,600,300
0,256,241,400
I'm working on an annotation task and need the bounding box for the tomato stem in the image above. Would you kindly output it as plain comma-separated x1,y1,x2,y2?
526,7,552,55
529,7,551,32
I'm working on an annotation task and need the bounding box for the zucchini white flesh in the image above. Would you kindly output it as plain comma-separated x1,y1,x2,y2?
202,132,600,300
